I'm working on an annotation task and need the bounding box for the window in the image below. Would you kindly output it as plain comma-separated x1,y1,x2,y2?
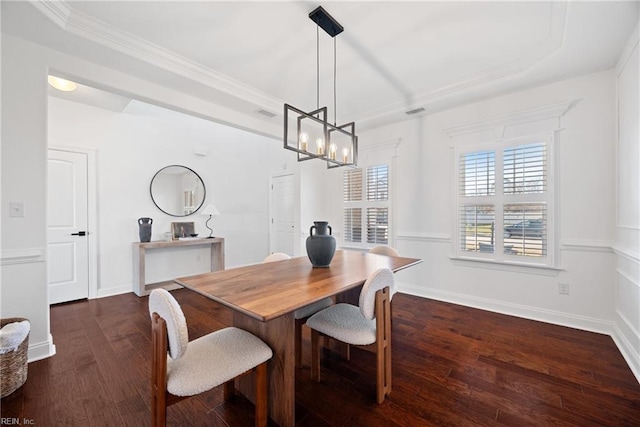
344,164,389,247
456,138,552,265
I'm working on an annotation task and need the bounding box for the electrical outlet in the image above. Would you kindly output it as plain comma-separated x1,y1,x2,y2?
9,202,25,218
558,283,570,295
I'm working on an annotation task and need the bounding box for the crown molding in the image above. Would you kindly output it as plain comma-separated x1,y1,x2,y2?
32,0,72,28
354,2,567,125
615,20,639,76
34,0,566,125
32,0,283,113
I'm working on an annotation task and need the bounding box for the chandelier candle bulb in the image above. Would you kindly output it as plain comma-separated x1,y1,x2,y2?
316,138,325,155
342,147,349,163
299,132,309,151
330,143,337,160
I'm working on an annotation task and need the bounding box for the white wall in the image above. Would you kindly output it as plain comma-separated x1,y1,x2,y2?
1,34,53,361
614,22,640,381
0,34,287,361
316,69,618,336
48,97,278,296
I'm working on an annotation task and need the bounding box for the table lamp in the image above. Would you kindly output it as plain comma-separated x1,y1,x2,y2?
200,203,221,238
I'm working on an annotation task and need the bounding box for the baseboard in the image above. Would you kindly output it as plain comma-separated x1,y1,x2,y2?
397,282,613,335
612,311,640,383
27,334,56,362
96,284,135,299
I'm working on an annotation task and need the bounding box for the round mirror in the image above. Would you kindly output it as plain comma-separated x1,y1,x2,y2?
150,165,206,217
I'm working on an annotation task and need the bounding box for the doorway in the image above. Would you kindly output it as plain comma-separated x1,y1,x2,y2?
270,174,295,256
47,148,96,303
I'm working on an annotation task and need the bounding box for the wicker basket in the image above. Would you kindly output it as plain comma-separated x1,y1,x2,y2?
0,317,30,398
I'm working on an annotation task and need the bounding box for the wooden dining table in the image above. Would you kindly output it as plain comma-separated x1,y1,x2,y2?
175,249,422,427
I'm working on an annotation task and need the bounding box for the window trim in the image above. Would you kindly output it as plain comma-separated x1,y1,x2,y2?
453,132,556,267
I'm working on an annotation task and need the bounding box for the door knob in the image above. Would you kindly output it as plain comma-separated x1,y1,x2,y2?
71,231,87,236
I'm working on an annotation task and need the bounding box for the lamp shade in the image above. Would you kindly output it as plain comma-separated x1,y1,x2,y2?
200,203,221,216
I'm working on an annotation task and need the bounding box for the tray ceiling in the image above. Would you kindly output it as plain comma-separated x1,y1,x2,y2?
2,1,638,132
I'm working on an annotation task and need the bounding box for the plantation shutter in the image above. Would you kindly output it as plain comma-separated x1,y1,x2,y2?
365,165,388,244
343,164,390,247
457,140,550,263
343,168,362,202
343,169,363,243
459,151,495,196
503,143,546,194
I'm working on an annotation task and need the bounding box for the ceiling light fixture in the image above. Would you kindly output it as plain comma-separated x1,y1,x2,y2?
283,6,358,169
47,76,77,92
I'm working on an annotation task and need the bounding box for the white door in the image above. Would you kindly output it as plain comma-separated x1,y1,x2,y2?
271,174,295,255
47,149,89,304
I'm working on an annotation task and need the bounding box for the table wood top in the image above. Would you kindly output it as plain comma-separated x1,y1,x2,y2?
176,250,422,322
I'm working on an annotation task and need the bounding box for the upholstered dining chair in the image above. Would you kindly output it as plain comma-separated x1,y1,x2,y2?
369,246,400,318
149,289,273,427
369,245,400,257
306,268,396,403
262,253,333,368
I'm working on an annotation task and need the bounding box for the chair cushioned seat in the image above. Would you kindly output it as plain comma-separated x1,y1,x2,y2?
167,327,273,397
294,297,333,320
306,303,376,346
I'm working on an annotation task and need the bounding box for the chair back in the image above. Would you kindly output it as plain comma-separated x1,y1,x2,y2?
149,289,189,360
358,268,396,320
369,246,399,257
263,253,292,263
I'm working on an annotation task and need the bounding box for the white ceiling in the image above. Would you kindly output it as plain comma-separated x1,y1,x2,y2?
3,1,638,133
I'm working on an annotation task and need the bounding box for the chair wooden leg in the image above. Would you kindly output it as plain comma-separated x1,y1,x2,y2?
311,329,321,382
374,287,392,404
295,318,303,368
151,314,168,427
385,302,392,400
254,362,268,427
224,379,235,401
152,387,166,427
340,342,351,361
376,339,385,404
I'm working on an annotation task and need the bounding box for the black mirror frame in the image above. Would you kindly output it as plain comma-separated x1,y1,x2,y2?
150,165,206,217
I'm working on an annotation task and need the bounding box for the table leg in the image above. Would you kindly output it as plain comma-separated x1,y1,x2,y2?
335,287,361,305
233,312,295,427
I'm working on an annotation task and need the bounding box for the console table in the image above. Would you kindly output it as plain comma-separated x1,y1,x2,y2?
133,238,224,296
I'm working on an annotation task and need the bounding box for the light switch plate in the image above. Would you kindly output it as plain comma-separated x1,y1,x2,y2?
9,202,25,217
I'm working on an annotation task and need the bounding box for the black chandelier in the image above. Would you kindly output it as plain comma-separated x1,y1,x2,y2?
283,6,358,169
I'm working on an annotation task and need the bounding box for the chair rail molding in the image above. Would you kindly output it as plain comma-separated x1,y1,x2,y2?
396,232,451,243
560,239,614,254
0,248,46,266
613,246,640,263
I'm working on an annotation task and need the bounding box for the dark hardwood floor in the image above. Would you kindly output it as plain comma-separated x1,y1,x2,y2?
1,289,639,426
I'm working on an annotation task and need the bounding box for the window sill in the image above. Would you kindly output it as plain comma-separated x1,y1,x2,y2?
449,256,563,276
339,246,370,253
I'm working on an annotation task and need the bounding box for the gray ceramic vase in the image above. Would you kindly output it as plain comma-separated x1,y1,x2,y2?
138,217,153,243
306,221,336,268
